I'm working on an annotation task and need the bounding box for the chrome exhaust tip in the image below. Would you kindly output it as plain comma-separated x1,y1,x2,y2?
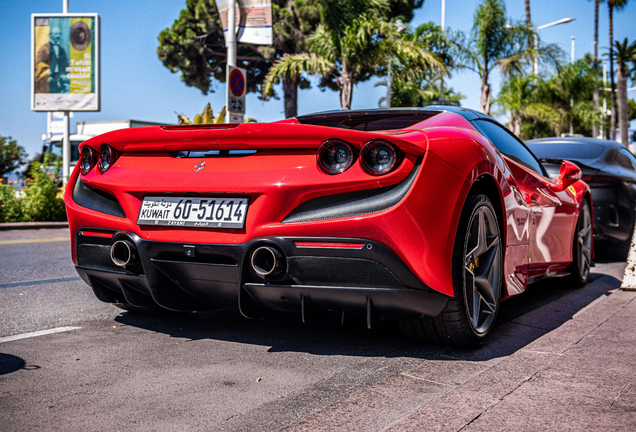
251,246,285,277
110,239,139,267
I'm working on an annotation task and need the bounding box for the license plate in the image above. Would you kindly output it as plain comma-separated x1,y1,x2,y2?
137,196,248,229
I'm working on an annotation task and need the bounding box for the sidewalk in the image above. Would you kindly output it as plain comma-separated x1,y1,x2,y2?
282,263,635,431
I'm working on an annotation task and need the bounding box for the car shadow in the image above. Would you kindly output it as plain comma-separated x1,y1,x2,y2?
114,264,622,363
0,353,26,375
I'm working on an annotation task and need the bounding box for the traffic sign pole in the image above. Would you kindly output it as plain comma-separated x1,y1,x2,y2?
227,65,246,122
226,0,240,123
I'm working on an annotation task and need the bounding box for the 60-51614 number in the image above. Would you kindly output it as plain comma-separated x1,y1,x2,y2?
137,196,249,229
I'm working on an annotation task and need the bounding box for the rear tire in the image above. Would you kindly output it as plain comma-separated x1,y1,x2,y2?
400,192,503,346
567,200,592,287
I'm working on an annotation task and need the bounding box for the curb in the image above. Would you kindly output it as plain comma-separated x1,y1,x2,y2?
621,222,636,290
0,221,69,231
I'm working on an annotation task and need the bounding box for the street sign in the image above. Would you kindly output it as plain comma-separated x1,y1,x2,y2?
227,65,246,117
216,0,272,46
229,67,245,97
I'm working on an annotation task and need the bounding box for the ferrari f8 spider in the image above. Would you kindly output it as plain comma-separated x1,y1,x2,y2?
65,106,592,346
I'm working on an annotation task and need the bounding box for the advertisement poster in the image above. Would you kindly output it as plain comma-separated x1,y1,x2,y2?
31,14,100,112
217,0,272,46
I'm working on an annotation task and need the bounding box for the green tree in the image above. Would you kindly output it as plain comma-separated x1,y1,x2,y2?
465,0,563,115
157,0,322,118
158,0,424,118
496,75,569,139
22,154,66,222
375,22,463,107
264,0,443,109
0,136,27,179
613,38,636,146
466,0,530,114
497,56,604,139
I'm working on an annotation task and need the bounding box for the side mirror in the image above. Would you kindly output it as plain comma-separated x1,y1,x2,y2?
556,160,582,191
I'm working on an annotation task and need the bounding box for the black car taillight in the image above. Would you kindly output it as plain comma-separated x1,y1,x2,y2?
317,139,356,174
79,146,97,175
360,140,400,175
98,144,119,174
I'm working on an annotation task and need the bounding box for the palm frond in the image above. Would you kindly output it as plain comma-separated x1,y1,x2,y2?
262,53,335,97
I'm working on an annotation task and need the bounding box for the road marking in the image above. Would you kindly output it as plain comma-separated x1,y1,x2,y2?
0,237,69,245
0,326,82,344
0,276,82,289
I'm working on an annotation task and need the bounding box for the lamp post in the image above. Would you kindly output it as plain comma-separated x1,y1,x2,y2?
61,0,70,184
532,17,576,76
570,35,575,135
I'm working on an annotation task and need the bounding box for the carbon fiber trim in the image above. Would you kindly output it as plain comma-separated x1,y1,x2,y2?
282,159,421,224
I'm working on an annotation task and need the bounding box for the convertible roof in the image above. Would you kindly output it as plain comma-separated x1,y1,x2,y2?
295,106,490,131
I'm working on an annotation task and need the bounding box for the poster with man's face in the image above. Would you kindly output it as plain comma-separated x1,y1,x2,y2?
31,14,100,112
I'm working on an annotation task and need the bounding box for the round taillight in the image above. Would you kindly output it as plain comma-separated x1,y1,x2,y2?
317,139,355,174
98,144,117,174
360,140,399,175
79,146,97,176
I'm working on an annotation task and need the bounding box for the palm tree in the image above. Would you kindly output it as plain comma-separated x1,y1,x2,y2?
496,75,564,138
263,0,444,109
546,57,602,137
466,0,548,115
613,39,636,146
374,22,461,108
498,57,602,138
608,0,629,140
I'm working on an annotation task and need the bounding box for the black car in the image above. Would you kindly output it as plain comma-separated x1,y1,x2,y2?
527,137,636,257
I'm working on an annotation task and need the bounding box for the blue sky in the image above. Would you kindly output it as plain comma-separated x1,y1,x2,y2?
1,0,635,158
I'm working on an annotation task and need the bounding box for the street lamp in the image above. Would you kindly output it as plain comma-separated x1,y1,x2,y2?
439,0,446,101
570,35,576,135
533,17,576,76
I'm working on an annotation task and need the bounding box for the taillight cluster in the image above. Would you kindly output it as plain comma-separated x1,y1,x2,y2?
317,139,401,176
80,144,119,175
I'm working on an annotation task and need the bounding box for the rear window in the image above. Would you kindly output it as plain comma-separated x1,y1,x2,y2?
527,143,605,160
296,111,439,131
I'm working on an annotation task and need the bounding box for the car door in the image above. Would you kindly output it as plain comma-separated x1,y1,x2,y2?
472,120,577,280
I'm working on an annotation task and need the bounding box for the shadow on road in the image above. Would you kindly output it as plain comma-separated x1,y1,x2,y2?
114,265,622,364
0,353,26,375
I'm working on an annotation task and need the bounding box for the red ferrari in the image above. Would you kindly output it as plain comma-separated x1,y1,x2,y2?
65,107,592,346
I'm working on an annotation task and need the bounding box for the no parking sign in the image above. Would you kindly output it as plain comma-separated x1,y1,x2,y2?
227,65,246,116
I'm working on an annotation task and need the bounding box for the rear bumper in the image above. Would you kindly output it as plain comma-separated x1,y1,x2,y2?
75,230,448,320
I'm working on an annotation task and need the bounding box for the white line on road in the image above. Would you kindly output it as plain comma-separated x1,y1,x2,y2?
0,326,82,344
0,237,69,245
0,276,82,289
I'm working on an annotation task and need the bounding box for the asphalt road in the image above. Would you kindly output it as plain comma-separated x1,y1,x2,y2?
0,229,628,431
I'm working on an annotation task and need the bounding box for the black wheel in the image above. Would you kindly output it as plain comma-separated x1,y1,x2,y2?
400,192,502,346
567,200,592,287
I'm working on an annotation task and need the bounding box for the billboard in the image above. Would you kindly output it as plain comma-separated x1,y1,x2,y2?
31,14,100,112
217,0,273,46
